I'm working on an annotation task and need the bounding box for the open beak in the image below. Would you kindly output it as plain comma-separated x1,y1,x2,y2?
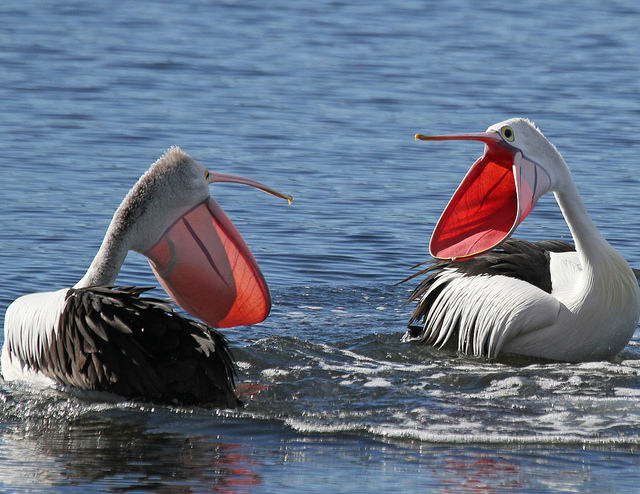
145,174,291,328
416,131,550,261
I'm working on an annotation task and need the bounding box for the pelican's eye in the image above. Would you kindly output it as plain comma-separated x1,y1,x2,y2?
204,169,210,181
500,126,515,142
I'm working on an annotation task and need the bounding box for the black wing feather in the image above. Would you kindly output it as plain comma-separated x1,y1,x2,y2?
41,286,240,408
401,239,576,342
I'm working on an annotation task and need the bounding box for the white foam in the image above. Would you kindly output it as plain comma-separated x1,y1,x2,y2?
284,419,640,446
470,376,525,399
567,375,583,386
371,426,640,446
537,377,562,390
615,387,640,397
261,368,290,379
363,378,392,388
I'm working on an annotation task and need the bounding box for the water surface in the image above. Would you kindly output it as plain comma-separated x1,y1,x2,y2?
1,1,640,492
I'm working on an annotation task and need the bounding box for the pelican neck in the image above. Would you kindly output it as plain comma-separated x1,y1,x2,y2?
73,213,132,289
553,179,616,275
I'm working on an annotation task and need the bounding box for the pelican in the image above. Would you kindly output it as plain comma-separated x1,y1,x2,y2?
2,146,291,407
403,118,640,362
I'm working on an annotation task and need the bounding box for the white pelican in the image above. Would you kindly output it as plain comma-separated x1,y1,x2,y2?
403,118,640,362
2,146,291,407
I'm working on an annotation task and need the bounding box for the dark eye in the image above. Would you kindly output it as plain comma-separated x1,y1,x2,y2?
204,169,210,181
501,126,515,142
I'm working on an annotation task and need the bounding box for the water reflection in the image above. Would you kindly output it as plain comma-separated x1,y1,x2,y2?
0,403,261,492
436,454,524,493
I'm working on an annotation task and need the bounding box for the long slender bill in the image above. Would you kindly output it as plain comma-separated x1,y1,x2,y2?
210,172,293,204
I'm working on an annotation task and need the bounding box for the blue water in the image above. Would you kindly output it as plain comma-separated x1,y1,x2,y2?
1,0,640,492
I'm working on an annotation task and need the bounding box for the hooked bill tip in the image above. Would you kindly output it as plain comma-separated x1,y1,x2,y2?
415,133,433,141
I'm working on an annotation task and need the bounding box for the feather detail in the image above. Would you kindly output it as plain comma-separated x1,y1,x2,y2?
402,239,570,358
2,286,240,408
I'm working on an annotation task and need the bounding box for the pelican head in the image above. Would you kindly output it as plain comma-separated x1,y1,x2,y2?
416,118,567,261
120,146,291,253
119,147,213,254
80,146,291,329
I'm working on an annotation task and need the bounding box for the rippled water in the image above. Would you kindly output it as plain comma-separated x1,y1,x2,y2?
1,0,640,492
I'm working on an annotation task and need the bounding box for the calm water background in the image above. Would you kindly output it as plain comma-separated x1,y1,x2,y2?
1,0,640,492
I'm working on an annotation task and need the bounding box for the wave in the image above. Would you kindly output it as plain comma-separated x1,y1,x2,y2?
285,418,640,447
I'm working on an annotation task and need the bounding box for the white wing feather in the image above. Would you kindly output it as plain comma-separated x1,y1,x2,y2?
413,269,562,358
2,289,68,384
